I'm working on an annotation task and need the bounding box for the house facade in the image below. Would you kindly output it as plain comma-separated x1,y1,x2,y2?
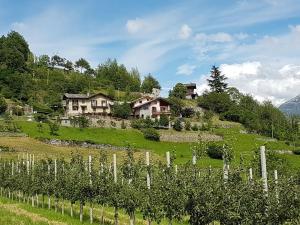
62,93,114,116
131,97,171,120
184,83,198,99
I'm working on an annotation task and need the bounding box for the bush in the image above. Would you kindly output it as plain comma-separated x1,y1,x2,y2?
0,96,7,114
142,128,160,141
206,143,233,161
293,149,300,155
110,121,116,128
111,103,131,119
173,119,182,131
34,113,48,122
121,120,127,129
206,143,223,159
185,121,191,131
181,108,195,118
191,124,198,131
48,121,60,135
159,114,169,127
97,119,106,127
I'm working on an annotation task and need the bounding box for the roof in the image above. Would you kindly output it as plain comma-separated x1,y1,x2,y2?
184,83,197,88
133,97,170,109
63,92,112,100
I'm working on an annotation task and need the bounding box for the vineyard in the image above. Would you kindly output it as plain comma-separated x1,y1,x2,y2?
0,146,299,225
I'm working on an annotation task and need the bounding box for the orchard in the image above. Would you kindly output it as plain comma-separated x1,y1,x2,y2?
0,146,299,225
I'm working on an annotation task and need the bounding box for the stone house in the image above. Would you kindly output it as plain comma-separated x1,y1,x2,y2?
62,93,114,116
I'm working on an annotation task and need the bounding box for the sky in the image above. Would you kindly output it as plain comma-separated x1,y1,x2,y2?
1,0,300,105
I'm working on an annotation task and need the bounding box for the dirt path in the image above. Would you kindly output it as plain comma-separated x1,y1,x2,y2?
0,203,67,225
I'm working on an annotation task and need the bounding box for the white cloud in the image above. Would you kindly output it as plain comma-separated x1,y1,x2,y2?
197,62,300,106
178,24,192,39
126,18,145,34
195,32,233,43
176,64,196,75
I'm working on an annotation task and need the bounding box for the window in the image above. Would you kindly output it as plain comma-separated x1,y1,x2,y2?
91,100,97,107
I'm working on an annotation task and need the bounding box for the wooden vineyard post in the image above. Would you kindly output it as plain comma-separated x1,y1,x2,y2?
260,146,268,194
146,152,150,190
249,168,253,184
88,155,93,224
113,154,118,225
166,151,170,168
274,170,279,201
54,159,58,212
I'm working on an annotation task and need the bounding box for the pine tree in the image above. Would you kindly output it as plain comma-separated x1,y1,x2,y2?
207,65,228,93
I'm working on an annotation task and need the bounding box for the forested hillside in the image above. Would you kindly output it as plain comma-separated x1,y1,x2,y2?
0,31,160,113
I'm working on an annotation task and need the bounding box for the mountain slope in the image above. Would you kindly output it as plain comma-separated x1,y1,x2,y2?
279,95,300,115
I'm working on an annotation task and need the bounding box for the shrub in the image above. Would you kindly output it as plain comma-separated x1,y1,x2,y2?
111,103,131,119
293,149,300,155
34,113,48,122
0,96,7,114
159,114,169,127
191,124,198,131
97,119,106,127
142,128,160,141
206,143,233,161
121,120,127,129
48,121,60,135
173,119,182,131
185,121,191,131
181,108,195,118
110,121,116,128
206,143,223,159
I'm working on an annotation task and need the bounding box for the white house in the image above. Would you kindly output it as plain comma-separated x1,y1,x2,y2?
131,97,171,119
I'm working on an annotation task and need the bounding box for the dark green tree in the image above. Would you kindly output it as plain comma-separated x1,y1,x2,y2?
141,74,161,93
207,65,228,93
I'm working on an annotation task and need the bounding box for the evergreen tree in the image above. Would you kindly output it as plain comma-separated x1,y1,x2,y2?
207,65,228,93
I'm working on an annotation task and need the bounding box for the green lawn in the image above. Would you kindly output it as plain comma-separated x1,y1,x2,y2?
16,121,300,169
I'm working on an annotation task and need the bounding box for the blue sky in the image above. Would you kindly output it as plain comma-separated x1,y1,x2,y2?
1,0,300,104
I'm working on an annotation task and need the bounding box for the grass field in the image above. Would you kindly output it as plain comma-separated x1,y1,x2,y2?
9,120,300,169
0,196,189,225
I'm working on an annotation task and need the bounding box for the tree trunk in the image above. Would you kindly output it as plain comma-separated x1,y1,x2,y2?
100,204,104,224
70,203,74,217
48,195,51,210
62,199,64,215
90,203,93,224
129,212,135,225
80,202,83,223
42,194,45,208
114,207,118,225
55,198,58,212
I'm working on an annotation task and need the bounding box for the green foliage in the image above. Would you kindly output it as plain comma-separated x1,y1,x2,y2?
159,114,169,127
48,121,60,135
207,65,228,93
198,91,232,114
111,102,131,119
191,124,198,131
142,128,160,141
70,116,90,129
168,97,184,117
141,74,161,93
181,107,195,118
169,83,187,99
173,119,182,131
0,96,7,114
185,120,191,131
0,31,30,71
